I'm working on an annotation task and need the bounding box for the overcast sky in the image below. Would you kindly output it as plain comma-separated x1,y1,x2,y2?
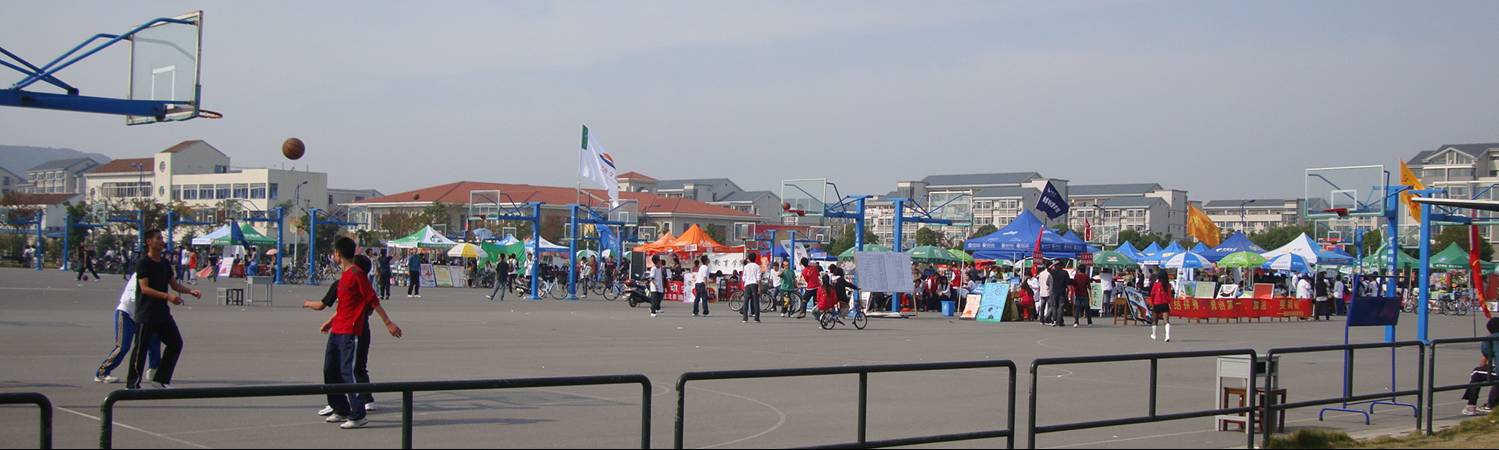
3,0,1497,202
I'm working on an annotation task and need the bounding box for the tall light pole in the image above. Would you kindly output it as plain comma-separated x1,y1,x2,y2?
291,180,309,263
1238,200,1257,234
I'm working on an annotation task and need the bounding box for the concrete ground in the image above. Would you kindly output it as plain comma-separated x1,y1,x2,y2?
0,267,1492,449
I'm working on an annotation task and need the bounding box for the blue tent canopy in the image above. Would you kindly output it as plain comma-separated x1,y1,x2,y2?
1316,249,1356,266
1146,242,1186,265
1114,242,1142,260
1204,232,1265,262
1191,242,1211,254
1139,242,1162,260
964,210,1088,261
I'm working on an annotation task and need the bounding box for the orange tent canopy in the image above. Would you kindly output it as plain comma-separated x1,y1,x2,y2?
633,231,677,253
671,224,732,253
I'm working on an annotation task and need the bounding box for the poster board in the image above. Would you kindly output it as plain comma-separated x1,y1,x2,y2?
1089,285,1104,311
961,294,983,320
853,252,915,293
1252,283,1275,299
434,266,452,287
446,265,466,287
976,283,1011,323
1347,295,1402,327
421,265,438,287
1193,282,1217,299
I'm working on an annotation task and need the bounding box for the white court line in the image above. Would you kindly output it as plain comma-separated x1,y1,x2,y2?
689,386,788,449
57,406,213,449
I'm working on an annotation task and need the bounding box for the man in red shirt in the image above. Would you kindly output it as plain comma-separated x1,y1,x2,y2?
1071,265,1093,327
302,237,376,429
799,259,821,319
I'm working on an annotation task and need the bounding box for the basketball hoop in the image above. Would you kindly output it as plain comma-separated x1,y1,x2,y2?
1323,208,1349,218
197,109,223,119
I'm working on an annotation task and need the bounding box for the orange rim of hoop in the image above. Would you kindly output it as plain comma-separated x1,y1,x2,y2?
198,109,224,119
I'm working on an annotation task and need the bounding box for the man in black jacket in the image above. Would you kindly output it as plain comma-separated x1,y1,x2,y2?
1049,262,1071,328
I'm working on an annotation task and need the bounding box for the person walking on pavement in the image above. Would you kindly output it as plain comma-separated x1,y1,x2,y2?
406,252,423,299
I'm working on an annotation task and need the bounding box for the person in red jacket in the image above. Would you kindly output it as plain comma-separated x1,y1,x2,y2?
1149,269,1174,342
798,259,821,319
303,237,377,429
1071,266,1093,327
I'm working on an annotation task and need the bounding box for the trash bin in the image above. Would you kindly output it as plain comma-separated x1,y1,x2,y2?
941,300,956,317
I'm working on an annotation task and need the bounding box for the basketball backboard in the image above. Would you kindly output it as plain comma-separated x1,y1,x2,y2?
467,190,503,221
1304,165,1385,219
781,178,830,218
127,11,205,125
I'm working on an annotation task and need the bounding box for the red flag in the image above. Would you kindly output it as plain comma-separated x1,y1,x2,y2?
1084,219,1093,242
1032,228,1045,277
1470,225,1492,319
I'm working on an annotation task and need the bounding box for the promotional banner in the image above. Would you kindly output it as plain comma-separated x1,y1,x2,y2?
976,283,1011,323
421,265,438,288
1169,297,1313,320
434,266,452,287
961,294,983,320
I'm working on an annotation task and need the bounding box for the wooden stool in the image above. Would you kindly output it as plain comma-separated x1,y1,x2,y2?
1112,299,1134,326
1216,386,1286,433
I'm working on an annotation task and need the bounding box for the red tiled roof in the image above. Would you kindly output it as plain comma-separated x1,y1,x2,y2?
356,181,758,218
617,171,656,181
3,193,79,206
88,158,153,174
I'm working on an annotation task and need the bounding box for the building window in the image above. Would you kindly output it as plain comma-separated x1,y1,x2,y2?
216,184,230,200
182,184,197,200
269,183,279,200
250,183,266,199
199,184,214,200
233,183,249,199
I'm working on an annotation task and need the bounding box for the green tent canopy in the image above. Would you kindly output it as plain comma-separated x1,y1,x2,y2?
1090,251,1137,269
212,223,277,247
480,242,526,267
907,245,959,263
1360,245,1420,270
1429,243,1497,271
837,244,891,261
948,248,975,263
1217,251,1268,269
387,226,458,249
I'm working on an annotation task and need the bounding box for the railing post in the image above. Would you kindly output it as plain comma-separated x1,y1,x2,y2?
1248,351,1257,450
1148,359,1158,418
858,372,868,445
1262,351,1278,446
100,397,114,449
40,397,52,449
1007,363,1017,450
1027,363,1039,449
675,379,688,449
641,379,653,450
1415,344,1426,435
402,390,413,449
1427,343,1437,435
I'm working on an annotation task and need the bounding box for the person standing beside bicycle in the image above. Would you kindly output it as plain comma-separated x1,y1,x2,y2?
798,259,820,320
741,253,763,323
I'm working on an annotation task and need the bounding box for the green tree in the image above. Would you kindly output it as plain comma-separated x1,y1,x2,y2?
540,216,566,242
914,227,940,247
828,224,880,256
379,212,426,239
969,224,998,240
422,202,450,228
705,224,727,244
1359,229,1384,257
1433,226,1495,261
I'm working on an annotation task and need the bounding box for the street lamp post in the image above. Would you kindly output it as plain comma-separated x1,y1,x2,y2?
1238,200,1257,235
291,180,309,263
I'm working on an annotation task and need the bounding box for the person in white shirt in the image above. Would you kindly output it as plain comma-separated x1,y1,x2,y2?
1333,276,1347,315
1099,270,1116,317
93,274,160,383
741,253,763,323
693,256,711,317
647,255,666,317
1037,262,1054,325
1296,275,1314,302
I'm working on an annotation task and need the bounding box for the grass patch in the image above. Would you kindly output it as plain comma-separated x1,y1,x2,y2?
1265,411,1499,449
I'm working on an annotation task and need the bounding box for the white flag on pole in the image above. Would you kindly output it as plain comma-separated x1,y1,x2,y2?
580,125,620,206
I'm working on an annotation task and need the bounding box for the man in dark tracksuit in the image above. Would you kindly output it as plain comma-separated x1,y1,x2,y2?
1049,262,1070,328
406,253,422,298
377,251,392,300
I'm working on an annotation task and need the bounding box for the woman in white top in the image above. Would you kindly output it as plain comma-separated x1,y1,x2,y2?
693,256,711,317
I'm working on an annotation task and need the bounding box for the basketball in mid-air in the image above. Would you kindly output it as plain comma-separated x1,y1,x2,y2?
782,202,792,211
282,138,305,160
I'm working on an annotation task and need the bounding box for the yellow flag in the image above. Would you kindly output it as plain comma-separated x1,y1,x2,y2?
1187,206,1222,247
1400,161,1425,222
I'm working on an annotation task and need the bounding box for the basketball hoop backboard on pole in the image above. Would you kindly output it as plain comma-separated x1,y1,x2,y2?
1304,165,1386,219
781,178,830,220
1,11,218,123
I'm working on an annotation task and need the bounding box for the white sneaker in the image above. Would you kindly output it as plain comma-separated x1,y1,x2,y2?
651,312,657,317
340,418,368,429
150,382,172,389
325,414,347,423
364,402,377,412
1480,405,1494,414
1073,323,1079,328
1150,333,1157,341
318,406,336,416
146,369,156,381
1463,406,1481,416
94,375,119,384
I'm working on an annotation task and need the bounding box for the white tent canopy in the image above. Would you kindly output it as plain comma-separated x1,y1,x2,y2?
1260,233,1322,265
525,237,568,253
388,226,459,249
192,225,232,246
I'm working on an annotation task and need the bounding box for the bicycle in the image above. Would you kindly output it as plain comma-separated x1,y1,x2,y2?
601,277,625,301
817,302,868,330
